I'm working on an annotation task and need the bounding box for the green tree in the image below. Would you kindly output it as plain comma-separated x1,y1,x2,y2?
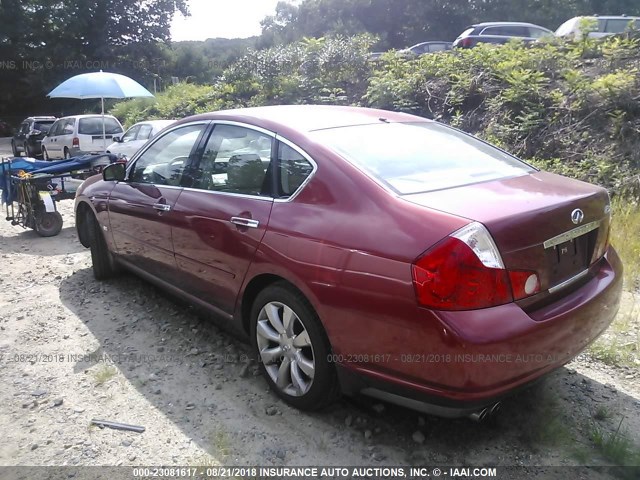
0,0,189,124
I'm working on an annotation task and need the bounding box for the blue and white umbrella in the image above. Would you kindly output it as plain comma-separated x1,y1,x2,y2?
48,71,154,150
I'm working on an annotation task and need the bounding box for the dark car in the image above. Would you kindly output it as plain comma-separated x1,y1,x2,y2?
399,41,452,55
453,22,554,48
75,105,622,419
12,116,57,158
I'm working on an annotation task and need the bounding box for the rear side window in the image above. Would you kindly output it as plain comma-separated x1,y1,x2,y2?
429,43,449,52
605,19,637,33
528,27,550,38
78,117,123,135
277,143,313,198
482,25,529,37
311,122,533,195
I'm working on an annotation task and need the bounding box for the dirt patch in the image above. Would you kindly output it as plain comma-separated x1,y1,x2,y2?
0,199,638,478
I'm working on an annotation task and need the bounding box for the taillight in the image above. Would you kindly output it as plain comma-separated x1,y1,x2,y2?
412,222,540,311
460,37,473,48
72,137,80,147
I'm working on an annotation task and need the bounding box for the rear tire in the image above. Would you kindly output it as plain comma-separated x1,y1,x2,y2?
87,212,119,280
250,283,339,411
11,141,19,157
64,148,71,159
24,143,32,157
35,211,63,237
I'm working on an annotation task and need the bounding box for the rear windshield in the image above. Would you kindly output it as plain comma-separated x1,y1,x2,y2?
310,122,534,195
34,121,55,132
78,117,123,135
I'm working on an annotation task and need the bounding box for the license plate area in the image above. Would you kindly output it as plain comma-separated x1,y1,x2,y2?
545,229,598,286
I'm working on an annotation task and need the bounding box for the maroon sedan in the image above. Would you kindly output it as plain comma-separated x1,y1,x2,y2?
75,106,622,419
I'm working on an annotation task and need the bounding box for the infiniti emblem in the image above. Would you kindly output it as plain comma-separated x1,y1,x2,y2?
571,208,585,225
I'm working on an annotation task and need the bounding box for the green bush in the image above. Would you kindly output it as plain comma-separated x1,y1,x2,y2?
110,32,640,197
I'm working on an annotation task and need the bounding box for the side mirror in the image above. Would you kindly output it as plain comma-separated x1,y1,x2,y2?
103,163,126,182
112,136,121,143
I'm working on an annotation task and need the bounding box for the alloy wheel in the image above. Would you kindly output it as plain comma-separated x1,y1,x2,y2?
255,301,315,397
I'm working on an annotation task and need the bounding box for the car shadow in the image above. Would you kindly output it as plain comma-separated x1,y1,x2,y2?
58,268,640,474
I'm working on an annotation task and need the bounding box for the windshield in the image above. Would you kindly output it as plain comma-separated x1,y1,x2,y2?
78,117,123,135
310,122,534,195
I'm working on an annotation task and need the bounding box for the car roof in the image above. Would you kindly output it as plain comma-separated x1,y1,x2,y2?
473,22,551,29
132,119,176,127
178,105,431,134
55,114,119,120
25,116,56,121
576,15,640,20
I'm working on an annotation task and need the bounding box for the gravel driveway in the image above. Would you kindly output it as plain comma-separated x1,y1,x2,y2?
0,182,638,479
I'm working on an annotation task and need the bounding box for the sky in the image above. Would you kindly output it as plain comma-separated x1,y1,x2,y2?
170,0,287,41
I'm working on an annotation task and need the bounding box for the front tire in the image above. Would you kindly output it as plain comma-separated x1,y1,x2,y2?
42,147,50,161
250,283,339,410
87,212,119,280
11,141,19,157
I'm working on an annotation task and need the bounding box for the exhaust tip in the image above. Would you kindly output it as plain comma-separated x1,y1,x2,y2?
468,402,501,422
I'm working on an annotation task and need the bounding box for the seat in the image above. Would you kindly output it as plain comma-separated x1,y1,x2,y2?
226,154,266,195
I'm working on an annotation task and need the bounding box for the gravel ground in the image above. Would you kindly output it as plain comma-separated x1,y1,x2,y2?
0,146,639,479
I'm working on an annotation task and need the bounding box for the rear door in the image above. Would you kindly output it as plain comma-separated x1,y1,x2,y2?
171,122,276,314
107,123,208,282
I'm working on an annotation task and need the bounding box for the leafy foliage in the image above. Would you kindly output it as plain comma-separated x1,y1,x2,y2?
259,0,640,49
111,32,640,198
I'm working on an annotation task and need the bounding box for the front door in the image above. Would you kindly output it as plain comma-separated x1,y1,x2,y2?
171,123,276,314
107,123,207,282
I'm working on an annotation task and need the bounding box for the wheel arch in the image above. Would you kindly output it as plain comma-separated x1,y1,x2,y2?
75,200,96,248
239,273,324,340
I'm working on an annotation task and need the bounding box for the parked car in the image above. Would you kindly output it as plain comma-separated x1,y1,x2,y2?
399,41,452,55
11,116,57,158
556,15,640,39
106,120,176,159
41,114,124,160
453,22,554,48
75,105,622,419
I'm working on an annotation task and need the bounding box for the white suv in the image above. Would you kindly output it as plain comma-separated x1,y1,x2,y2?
41,114,124,160
556,15,640,39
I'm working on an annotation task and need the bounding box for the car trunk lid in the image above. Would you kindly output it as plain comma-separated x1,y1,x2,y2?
404,171,611,300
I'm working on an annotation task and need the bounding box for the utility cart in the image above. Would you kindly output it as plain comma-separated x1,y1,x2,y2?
1,154,117,237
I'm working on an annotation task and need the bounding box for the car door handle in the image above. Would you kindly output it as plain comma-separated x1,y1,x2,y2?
153,203,171,212
230,217,259,228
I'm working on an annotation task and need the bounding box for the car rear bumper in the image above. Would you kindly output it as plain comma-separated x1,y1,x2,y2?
336,247,623,413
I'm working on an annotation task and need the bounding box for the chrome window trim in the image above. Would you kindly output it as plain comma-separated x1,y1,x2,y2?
548,269,590,294
273,134,318,203
543,221,600,249
123,119,318,202
181,186,274,203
